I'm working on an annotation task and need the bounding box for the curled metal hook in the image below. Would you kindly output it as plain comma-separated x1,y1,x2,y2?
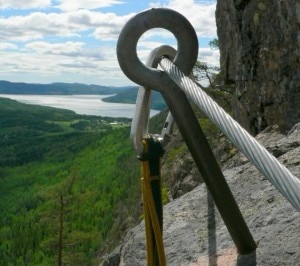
117,8,198,89
117,8,257,255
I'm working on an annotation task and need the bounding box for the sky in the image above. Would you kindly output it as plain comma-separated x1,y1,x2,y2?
0,0,218,87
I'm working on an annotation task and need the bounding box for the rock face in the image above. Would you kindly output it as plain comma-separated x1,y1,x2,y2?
161,129,204,199
216,0,300,134
100,123,300,265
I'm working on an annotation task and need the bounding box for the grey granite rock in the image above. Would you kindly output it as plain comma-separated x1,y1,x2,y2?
101,123,300,265
216,0,300,134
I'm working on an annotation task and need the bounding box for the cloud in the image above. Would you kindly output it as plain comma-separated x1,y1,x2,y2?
0,41,118,76
25,41,108,60
55,0,124,12
91,12,135,40
150,0,217,37
0,42,18,50
0,12,73,42
25,41,85,56
198,47,219,66
0,0,51,9
0,10,133,42
0,0,219,86
0,1,216,43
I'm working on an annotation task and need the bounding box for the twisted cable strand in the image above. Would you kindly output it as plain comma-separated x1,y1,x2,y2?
160,57,300,211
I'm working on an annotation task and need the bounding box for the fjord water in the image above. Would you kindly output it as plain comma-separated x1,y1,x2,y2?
0,94,159,118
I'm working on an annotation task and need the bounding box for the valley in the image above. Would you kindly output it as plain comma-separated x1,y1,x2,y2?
0,98,142,265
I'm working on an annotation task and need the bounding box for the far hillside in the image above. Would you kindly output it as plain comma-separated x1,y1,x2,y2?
0,80,126,95
0,97,131,166
0,80,166,110
102,86,167,110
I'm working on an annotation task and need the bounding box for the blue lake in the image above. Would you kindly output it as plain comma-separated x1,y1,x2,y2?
0,94,160,118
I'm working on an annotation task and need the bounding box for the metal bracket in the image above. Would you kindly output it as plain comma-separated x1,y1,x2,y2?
117,8,256,255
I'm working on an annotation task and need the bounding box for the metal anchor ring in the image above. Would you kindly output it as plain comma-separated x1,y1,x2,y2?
117,8,198,89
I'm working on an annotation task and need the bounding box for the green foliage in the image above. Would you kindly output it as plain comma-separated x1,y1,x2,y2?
165,144,186,167
161,186,169,205
0,99,141,265
0,98,131,167
208,38,219,49
198,117,220,141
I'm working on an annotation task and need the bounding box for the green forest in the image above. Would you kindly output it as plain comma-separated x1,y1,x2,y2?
0,98,147,265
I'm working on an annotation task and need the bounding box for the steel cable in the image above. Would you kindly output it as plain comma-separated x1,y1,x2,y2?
160,57,300,211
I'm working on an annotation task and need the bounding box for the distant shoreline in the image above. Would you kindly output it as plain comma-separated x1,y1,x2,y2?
0,94,160,118
0,80,166,111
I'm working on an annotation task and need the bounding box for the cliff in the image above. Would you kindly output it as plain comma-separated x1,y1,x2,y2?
216,0,300,134
100,2,300,264
101,122,300,265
